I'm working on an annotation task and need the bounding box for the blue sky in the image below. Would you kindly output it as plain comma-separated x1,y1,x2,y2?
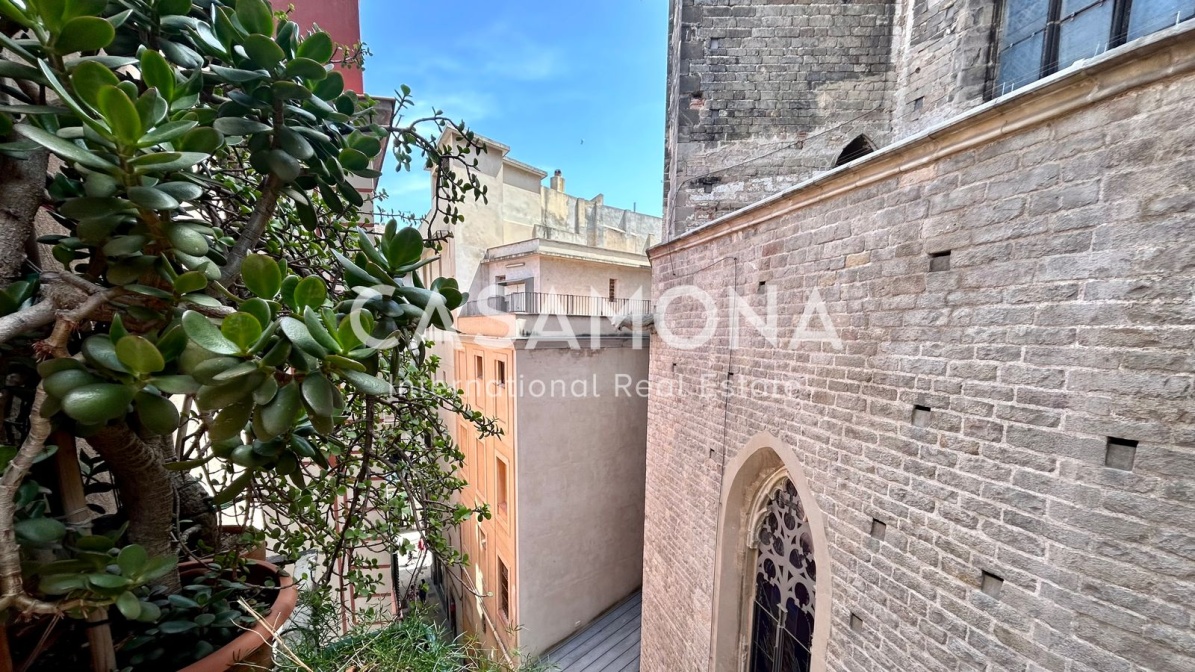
359,1,668,219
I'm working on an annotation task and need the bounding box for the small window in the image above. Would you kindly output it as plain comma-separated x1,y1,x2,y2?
474,354,484,380
496,456,509,516
608,279,617,301
496,360,506,388
495,274,506,283
499,559,511,620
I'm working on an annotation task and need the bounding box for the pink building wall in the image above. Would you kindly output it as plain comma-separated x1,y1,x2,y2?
270,0,364,93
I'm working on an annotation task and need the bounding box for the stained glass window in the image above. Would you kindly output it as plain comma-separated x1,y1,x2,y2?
996,0,1195,95
748,480,816,672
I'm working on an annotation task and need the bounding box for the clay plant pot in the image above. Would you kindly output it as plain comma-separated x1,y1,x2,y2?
176,560,297,672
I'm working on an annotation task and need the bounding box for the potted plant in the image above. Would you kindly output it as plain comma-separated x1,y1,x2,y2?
0,0,496,669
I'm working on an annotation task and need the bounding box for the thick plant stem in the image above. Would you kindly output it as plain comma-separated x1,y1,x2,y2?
220,173,284,287
85,426,181,592
0,148,48,288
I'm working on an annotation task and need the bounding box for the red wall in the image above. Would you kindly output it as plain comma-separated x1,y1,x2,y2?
270,0,364,93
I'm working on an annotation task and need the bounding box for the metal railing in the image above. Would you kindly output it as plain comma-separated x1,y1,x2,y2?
461,292,652,318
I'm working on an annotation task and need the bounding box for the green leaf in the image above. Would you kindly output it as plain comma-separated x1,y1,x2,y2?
174,270,208,294
69,59,119,110
181,310,241,355
279,317,327,357
131,151,207,173
53,16,115,54
62,383,135,424
127,186,178,211
136,600,162,623
338,147,369,171
178,126,224,153
96,85,141,143
139,119,198,146
242,33,284,70
296,30,333,63
150,375,200,395
15,124,116,171
212,117,271,136
300,373,335,418
116,591,141,620
82,334,128,373
386,225,424,267
210,399,252,442
87,573,132,590
40,573,86,594
241,297,273,328
116,335,165,373
158,0,192,15
15,517,67,545
303,309,340,352
235,0,273,35
139,49,175,100
339,369,392,397
221,312,263,352
262,148,300,182
241,255,281,299
166,223,208,255
284,57,327,80
43,368,102,399
276,126,313,160
116,544,148,577
140,556,177,582
158,619,199,634
261,381,300,439
293,276,326,310
134,391,180,434
155,180,203,203
312,70,344,100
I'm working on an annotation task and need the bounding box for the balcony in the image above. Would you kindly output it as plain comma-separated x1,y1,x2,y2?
461,292,652,318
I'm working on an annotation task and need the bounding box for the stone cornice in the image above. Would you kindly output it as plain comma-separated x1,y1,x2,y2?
649,21,1195,259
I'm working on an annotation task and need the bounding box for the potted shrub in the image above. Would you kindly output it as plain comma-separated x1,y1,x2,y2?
0,0,495,669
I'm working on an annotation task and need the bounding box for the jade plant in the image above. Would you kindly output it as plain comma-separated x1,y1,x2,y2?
0,0,495,668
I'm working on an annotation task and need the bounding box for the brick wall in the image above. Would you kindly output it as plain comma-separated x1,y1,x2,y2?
642,65,1195,672
665,0,897,237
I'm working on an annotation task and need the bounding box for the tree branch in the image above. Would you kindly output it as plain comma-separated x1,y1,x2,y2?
219,173,284,287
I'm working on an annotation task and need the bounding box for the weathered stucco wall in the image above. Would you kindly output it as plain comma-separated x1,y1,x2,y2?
642,45,1195,672
515,343,650,656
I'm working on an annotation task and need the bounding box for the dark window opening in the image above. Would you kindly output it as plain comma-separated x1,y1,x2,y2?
981,571,1005,598
996,0,1195,95
1105,437,1139,470
834,135,876,167
499,559,511,620
929,251,952,272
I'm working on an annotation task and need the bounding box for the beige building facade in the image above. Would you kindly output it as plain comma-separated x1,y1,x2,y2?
645,3,1195,672
424,138,663,661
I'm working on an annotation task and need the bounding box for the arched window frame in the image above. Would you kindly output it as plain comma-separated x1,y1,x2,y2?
709,433,833,672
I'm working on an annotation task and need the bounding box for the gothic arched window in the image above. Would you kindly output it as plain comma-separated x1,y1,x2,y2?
833,135,875,167
748,479,816,672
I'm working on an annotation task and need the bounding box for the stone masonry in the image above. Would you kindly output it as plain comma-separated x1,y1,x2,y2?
643,15,1195,672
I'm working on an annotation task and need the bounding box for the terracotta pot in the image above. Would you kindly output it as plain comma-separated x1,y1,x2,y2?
176,560,297,672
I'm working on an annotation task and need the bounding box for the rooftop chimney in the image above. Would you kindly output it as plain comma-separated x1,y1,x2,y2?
550,169,565,192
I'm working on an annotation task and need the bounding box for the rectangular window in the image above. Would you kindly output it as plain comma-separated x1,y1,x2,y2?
499,559,511,620
996,0,1195,95
496,360,506,388
496,456,509,516
474,354,484,380
608,278,617,301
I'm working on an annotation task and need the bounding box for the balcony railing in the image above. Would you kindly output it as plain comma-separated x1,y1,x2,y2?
461,292,652,318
